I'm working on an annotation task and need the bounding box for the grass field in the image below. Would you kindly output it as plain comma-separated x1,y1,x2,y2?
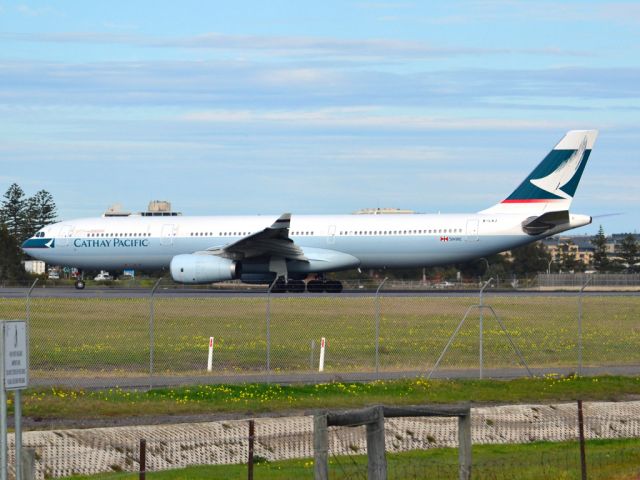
60,439,640,479
15,376,640,420
0,294,638,377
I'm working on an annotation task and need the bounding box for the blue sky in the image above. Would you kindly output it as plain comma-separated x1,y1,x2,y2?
1,0,638,234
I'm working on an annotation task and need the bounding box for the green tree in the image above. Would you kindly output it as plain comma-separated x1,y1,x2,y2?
591,225,610,271
0,183,27,239
0,225,27,282
510,241,551,275
620,234,639,272
23,189,58,238
558,241,578,272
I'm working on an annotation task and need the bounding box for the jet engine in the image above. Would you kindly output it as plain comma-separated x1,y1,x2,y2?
170,254,240,284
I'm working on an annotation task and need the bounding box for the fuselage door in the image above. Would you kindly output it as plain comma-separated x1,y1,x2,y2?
327,225,336,245
465,219,479,242
161,224,175,246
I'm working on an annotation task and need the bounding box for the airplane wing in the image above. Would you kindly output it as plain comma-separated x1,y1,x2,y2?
203,213,307,261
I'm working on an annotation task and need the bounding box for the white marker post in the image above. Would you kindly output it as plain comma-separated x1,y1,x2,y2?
207,337,214,372
318,337,326,372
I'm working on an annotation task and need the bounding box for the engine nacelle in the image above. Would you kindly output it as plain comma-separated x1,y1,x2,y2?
170,254,239,284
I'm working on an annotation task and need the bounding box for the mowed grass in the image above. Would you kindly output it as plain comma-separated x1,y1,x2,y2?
0,294,638,376
16,376,640,420
60,439,640,480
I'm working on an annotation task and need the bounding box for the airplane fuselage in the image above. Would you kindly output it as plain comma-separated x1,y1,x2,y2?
23,212,590,273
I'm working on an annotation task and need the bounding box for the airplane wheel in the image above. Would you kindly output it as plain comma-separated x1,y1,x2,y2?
287,280,305,293
271,280,287,293
325,280,343,293
307,280,324,293
74,280,85,290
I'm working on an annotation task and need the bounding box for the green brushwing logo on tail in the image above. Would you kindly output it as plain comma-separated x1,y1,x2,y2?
503,137,591,203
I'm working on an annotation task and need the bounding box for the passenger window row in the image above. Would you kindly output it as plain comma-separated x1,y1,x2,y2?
338,228,463,235
86,233,150,237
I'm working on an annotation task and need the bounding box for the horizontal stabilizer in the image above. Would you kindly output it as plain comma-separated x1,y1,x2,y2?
521,210,569,235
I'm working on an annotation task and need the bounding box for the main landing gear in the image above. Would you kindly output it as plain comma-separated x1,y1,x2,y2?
307,279,343,293
270,279,343,293
271,279,305,293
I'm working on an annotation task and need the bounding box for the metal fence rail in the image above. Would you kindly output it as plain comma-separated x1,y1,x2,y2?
539,273,640,288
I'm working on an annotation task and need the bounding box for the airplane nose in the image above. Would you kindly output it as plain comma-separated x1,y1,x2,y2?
21,238,37,251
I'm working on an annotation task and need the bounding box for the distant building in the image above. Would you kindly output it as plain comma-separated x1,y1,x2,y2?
23,260,45,275
610,233,640,256
353,208,416,215
103,201,182,218
541,232,640,267
103,203,131,217
542,235,594,267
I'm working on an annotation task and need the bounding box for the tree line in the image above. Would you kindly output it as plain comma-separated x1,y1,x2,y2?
0,183,58,281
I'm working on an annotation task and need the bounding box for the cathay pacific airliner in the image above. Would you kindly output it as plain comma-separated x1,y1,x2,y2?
22,130,597,292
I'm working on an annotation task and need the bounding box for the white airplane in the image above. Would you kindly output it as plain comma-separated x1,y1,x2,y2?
22,130,597,292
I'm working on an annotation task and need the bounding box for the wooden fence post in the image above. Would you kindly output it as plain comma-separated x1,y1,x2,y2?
366,405,387,480
578,400,587,480
248,420,255,480
314,413,329,480
458,414,471,480
139,439,146,480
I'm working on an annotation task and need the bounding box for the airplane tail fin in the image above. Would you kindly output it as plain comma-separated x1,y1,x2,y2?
480,130,598,215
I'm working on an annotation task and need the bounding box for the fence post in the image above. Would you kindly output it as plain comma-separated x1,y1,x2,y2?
458,412,472,480
578,276,592,376
577,400,587,480
139,438,146,480
375,277,388,378
478,278,493,379
20,447,35,480
366,405,387,480
313,413,329,480
248,420,255,480
26,278,38,323
149,278,162,388
266,278,278,378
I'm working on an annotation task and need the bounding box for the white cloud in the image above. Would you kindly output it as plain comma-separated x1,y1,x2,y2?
180,108,574,131
0,31,590,60
15,4,56,17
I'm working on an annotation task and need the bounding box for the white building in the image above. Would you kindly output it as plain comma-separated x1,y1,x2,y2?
24,260,45,275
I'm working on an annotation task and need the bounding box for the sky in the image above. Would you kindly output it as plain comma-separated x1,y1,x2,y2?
1,0,638,235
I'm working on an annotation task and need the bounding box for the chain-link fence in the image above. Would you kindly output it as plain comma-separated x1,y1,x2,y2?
0,279,638,387
8,401,640,479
